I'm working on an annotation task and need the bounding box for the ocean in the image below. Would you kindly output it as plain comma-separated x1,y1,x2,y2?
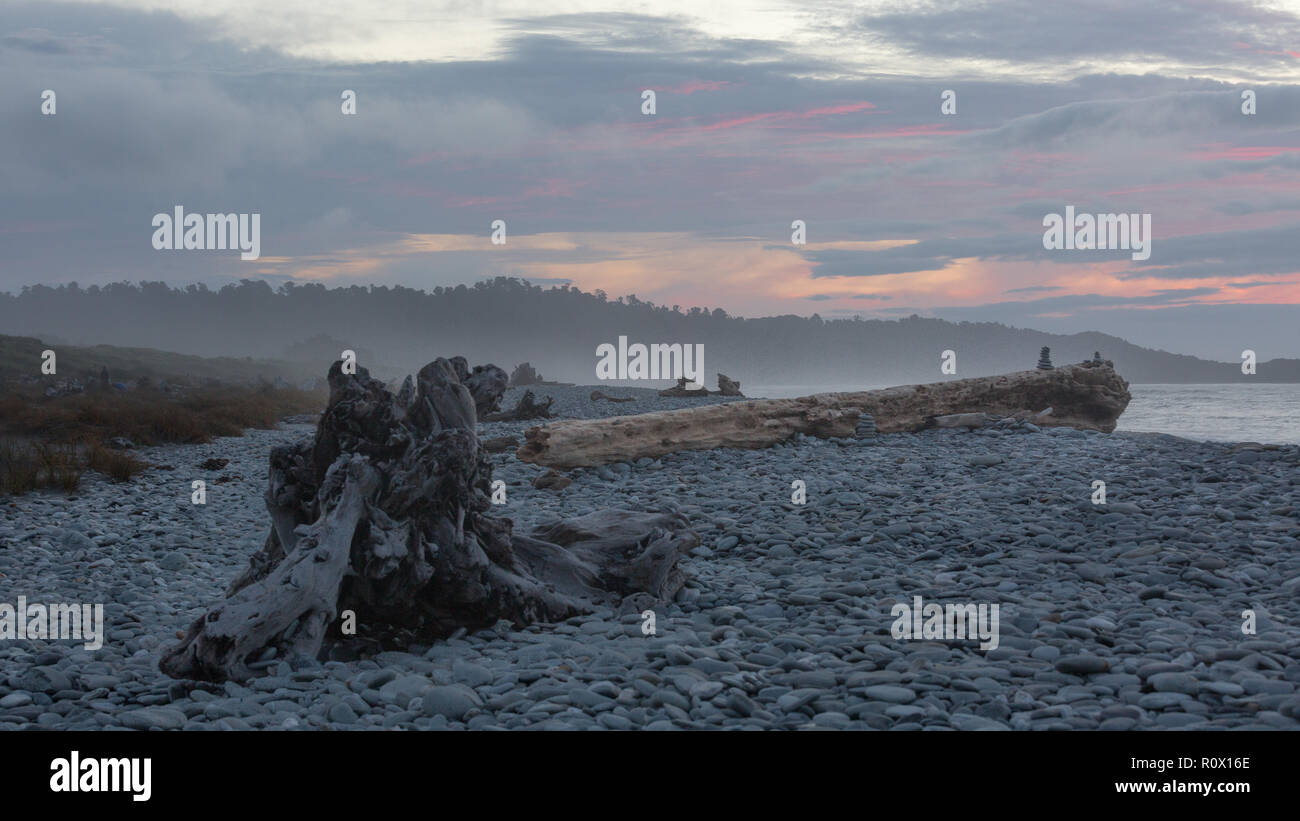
747,383,1300,445
1116,384,1300,445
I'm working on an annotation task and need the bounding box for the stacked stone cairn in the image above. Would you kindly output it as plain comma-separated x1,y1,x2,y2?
856,411,878,440
1037,346,1054,370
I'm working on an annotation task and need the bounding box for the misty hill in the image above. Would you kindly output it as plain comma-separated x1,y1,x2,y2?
0,333,315,389
1,279,1294,387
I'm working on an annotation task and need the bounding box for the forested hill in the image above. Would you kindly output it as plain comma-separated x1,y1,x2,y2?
2,279,1294,386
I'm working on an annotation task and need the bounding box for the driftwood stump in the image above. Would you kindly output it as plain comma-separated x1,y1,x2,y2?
658,377,709,397
658,374,743,397
716,373,744,397
159,357,697,682
451,357,508,418
484,389,554,422
509,362,543,387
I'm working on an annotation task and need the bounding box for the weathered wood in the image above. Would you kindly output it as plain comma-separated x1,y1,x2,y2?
160,356,696,682
657,373,744,397
518,363,1130,468
518,395,860,469
481,435,520,453
484,389,554,421
716,373,744,397
452,357,509,419
508,362,572,388
160,457,377,682
509,361,544,387
845,361,1129,433
658,377,710,397
928,412,995,429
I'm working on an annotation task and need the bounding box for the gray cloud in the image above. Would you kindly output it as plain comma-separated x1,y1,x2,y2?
0,1,1297,358
1215,198,1300,215
855,0,1300,71
1225,280,1289,288
803,234,1054,278
1122,223,1300,279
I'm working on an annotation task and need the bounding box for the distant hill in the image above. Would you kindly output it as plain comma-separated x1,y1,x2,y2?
0,278,1294,386
0,334,314,389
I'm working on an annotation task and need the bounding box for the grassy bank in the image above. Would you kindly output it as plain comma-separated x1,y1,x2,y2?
0,384,323,495
1,334,327,495
0,334,311,387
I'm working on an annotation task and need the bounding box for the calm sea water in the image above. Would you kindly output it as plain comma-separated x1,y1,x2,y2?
1117,384,1300,444
748,383,1300,445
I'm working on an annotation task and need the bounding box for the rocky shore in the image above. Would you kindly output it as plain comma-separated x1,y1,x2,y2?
1,385,1297,730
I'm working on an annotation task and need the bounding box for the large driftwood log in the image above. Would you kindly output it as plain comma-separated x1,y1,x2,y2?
518,363,1130,468
519,396,860,469
160,357,697,682
857,361,1129,433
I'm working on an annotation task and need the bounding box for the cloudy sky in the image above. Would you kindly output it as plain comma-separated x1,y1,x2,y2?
4,0,1300,358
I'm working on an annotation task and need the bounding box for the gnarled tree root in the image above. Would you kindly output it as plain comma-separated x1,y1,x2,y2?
159,357,697,683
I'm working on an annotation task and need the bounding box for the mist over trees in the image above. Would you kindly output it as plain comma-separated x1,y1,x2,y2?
1,278,1293,386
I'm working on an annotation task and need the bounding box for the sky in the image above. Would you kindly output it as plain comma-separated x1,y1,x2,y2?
3,0,1300,359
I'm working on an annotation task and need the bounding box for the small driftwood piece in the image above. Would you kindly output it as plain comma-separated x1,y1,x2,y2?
484,389,554,422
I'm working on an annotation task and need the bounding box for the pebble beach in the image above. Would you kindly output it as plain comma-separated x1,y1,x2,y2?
2,385,1298,731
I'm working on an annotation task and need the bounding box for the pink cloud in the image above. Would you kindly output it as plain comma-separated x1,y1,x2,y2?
693,101,876,133
617,102,883,149
1231,41,1300,58
1193,143,1300,161
655,80,732,95
802,102,879,117
797,123,967,141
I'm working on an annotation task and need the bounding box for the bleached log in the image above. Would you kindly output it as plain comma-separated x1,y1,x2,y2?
929,412,995,429
518,395,860,468
842,362,1129,433
518,363,1130,468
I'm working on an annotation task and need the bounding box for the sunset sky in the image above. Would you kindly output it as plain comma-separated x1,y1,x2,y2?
4,0,1300,358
